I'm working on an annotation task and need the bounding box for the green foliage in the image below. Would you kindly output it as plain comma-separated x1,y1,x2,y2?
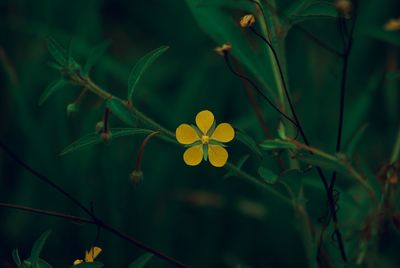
127,254,153,268
70,262,104,268
258,166,278,184
38,79,68,105
259,139,296,150
81,40,112,77
106,98,137,126
127,46,169,102
61,128,154,155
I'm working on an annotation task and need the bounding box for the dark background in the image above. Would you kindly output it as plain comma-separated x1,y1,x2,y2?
1,0,399,267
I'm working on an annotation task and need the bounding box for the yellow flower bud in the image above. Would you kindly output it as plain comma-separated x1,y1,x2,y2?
239,14,255,28
214,43,232,56
384,18,400,31
335,0,352,15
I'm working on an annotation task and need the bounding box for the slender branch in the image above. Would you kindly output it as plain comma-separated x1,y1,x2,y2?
0,141,188,268
248,25,348,262
0,202,95,224
223,52,298,128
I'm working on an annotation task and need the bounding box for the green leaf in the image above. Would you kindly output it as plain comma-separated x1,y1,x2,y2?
363,26,400,47
81,40,112,77
29,230,52,264
46,37,67,65
287,2,338,25
346,124,368,157
61,128,154,155
127,46,169,102
297,154,346,175
258,166,278,184
259,139,296,150
69,261,104,268
38,79,68,105
196,0,254,11
128,253,154,268
12,249,21,266
235,130,262,157
107,98,137,126
224,154,250,179
36,258,53,268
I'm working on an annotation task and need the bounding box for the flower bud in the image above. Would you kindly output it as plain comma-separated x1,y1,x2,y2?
95,121,104,133
66,103,78,115
335,0,352,15
240,14,255,28
214,43,232,56
101,131,111,142
384,18,400,31
130,170,144,188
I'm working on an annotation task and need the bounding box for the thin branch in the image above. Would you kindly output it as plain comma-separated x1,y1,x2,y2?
0,141,188,268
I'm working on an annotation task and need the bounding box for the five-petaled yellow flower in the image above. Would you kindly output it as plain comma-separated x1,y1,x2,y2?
73,246,102,265
176,110,235,167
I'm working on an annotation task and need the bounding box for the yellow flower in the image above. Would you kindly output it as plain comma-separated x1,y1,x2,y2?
384,18,400,31
239,14,255,28
73,246,102,265
214,43,232,56
176,110,235,168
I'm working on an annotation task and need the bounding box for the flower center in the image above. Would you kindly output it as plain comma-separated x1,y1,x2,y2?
201,135,210,144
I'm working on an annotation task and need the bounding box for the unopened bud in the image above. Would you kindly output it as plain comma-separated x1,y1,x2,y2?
335,0,352,16
384,18,400,31
130,170,143,188
95,121,104,133
214,43,232,56
67,103,78,115
101,131,111,142
240,14,255,28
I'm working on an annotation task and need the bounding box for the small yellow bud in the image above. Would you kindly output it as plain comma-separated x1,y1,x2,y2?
335,0,352,15
384,18,400,31
214,43,232,56
95,121,104,133
240,14,255,28
101,132,111,142
130,170,144,188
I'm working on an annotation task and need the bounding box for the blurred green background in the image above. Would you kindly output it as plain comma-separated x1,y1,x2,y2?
1,0,400,267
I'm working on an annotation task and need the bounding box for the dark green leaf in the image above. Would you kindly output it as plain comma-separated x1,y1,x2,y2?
346,124,368,157
46,38,67,65
297,154,346,174
235,131,262,157
107,98,136,126
29,230,52,264
258,166,278,184
60,128,154,155
224,154,250,178
69,261,104,268
259,139,296,150
37,258,53,268
38,79,68,105
363,27,400,47
128,253,154,268
81,40,112,77
12,249,21,266
288,2,338,25
196,0,254,11
127,46,169,102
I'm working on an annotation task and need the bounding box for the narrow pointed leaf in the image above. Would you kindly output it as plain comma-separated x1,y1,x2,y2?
128,253,154,268
46,37,67,65
38,79,68,105
29,230,52,264
224,155,250,179
235,131,262,157
107,98,137,126
37,258,53,268
81,40,112,77
127,46,169,102
258,167,278,184
259,140,296,150
12,249,21,266
60,128,154,155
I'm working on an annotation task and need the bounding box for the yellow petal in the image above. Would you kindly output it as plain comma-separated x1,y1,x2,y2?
211,123,235,143
195,110,214,134
176,124,200,144
183,145,203,166
73,259,83,265
85,246,102,262
208,145,228,167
